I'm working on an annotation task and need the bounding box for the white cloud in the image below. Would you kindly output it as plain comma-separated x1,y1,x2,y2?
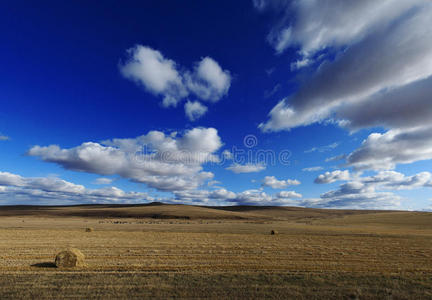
264,83,281,98
306,179,401,209
261,176,300,189
207,180,221,187
314,189,402,210
315,169,432,190
315,170,350,184
225,163,266,174
0,134,9,141
227,189,302,206
71,167,428,209
93,177,113,185
252,0,268,11
185,57,231,102
336,76,432,131
0,171,153,205
221,150,233,160
290,58,311,71
119,45,187,107
265,67,275,76
305,142,338,153
120,46,231,109
173,187,302,206
346,127,432,171
361,171,432,190
184,101,208,121
28,127,222,192
272,28,292,55
275,190,302,199
257,2,432,174
259,0,425,56
259,3,432,131
302,166,323,172
173,188,237,205
325,154,346,163
307,170,432,209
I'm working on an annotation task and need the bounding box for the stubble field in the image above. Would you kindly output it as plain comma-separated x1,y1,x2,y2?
0,204,431,299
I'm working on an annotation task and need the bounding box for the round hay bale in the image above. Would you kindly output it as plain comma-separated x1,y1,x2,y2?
85,227,93,232
55,248,85,268
270,230,278,235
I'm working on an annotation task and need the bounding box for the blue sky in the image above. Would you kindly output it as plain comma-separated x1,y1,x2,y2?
1,0,432,210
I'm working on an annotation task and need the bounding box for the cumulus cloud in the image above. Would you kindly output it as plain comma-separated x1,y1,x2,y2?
0,171,153,205
119,45,187,107
184,101,208,121
316,169,432,190
315,170,350,184
304,179,400,210
185,57,231,102
360,171,432,190
346,127,432,170
225,163,266,174
307,170,432,209
261,176,300,189
275,190,302,199
28,128,222,192
173,188,237,205
227,189,302,206
314,188,401,210
172,187,302,206
120,45,231,108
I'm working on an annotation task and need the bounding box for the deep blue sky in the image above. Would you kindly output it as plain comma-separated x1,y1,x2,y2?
1,0,431,210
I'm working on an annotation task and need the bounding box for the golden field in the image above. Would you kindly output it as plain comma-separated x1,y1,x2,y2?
0,204,431,299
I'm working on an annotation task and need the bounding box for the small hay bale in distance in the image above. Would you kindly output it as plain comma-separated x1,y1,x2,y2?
270,230,278,235
55,248,85,268
85,227,93,232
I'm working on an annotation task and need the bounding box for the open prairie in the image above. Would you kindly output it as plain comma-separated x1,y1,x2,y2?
0,204,431,299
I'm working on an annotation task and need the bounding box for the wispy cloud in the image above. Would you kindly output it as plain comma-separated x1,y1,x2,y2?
225,163,266,174
93,177,113,185
325,154,346,162
305,142,338,153
302,166,323,172
264,83,281,98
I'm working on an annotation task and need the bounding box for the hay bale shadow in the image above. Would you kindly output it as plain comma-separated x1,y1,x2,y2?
31,262,57,268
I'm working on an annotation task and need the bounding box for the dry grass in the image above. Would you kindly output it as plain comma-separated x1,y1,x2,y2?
0,204,431,299
55,248,85,268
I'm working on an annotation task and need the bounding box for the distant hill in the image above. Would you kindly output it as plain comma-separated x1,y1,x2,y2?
0,202,412,222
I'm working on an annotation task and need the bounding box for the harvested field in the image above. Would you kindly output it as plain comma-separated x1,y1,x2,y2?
0,204,431,299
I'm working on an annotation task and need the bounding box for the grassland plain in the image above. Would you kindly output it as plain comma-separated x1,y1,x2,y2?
0,204,431,299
